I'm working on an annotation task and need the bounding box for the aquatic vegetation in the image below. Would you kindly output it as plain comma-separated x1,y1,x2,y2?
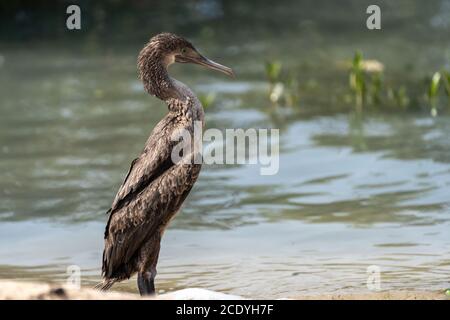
349,51,366,108
264,60,299,107
427,72,441,114
264,60,282,84
265,60,283,104
428,72,441,101
388,86,410,109
283,74,300,106
263,51,450,116
269,82,284,103
346,52,450,114
368,72,383,105
426,70,450,116
443,71,450,100
348,51,385,110
198,93,216,109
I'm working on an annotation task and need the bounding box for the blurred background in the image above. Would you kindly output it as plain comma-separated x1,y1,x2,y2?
0,0,449,298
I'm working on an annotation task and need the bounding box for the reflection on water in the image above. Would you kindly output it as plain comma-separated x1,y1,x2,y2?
1,1,450,298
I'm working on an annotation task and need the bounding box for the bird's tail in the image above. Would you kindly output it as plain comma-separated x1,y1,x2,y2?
94,279,116,291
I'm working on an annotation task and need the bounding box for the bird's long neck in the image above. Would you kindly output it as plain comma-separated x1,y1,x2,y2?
138,49,203,122
138,51,177,101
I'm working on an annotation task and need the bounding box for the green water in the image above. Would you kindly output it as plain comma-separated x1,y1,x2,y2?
0,1,449,298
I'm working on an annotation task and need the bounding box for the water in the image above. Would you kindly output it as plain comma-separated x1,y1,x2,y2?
1,1,450,298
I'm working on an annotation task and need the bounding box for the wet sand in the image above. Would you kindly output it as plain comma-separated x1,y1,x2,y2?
0,281,448,300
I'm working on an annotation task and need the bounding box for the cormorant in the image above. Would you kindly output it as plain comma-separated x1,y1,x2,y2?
97,33,233,295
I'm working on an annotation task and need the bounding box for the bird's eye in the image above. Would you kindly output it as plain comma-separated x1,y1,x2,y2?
181,48,187,54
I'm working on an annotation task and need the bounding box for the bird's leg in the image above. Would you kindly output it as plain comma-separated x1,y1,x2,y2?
137,233,161,296
137,270,156,296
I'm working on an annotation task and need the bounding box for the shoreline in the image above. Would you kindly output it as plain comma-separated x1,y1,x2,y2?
0,280,448,300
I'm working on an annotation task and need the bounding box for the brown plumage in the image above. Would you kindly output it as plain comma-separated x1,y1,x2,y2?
97,33,233,295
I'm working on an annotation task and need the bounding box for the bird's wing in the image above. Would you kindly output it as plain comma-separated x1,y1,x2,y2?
102,162,200,279
102,214,159,278
101,115,179,279
105,116,176,232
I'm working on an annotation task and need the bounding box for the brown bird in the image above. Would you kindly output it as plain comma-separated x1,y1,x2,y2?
97,33,233,295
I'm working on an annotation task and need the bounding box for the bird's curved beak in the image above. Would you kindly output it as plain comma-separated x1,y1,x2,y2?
176,52,234,77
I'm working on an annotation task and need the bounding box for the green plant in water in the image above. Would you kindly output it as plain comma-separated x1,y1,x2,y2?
265,60,283,104
425,70,450,115
198,93,216,109
389,86,409,109
348,51,388,110
427,71,441,115
269,82,284,103
442,71,450,103
265,60,282,84
264,60,299,107
284,74,300,107
266,51,450,114
349,51,366,109
368,72,383,105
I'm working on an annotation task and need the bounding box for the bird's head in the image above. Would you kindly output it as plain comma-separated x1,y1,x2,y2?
139,33,234,77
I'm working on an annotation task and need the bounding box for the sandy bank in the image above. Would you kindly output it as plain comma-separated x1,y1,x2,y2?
0,280,448,300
